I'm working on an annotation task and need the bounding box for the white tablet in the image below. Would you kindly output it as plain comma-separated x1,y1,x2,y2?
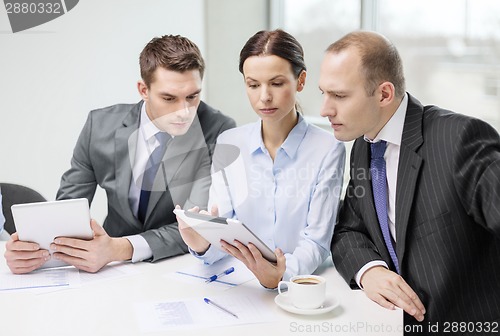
11,198,93,269
174,209,277,263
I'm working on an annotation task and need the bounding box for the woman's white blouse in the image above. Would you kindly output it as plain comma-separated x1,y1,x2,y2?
194,115,345,281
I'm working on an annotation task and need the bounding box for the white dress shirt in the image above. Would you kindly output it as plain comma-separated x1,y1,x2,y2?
193,114,346,281
355,93,408,286
126,102,170,262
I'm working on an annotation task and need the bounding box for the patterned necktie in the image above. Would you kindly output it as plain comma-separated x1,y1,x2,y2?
138,132,170,224
370,140,400,274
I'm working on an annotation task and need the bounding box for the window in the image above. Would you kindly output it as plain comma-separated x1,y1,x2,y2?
279,0,500,130
280,0,360,125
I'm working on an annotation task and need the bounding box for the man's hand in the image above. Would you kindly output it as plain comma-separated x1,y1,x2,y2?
176,205,211,254
221,240,286,289
51,219,133,273
361,266,426,322
4,232,50,274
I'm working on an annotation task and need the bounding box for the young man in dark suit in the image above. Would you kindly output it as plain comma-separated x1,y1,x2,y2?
5,35,235,274
320,31,500,332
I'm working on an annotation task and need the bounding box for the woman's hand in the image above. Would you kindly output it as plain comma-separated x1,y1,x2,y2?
221,240,286,289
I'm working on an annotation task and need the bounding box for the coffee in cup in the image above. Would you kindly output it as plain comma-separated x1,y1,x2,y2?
292,277,321,285
278,275,326,309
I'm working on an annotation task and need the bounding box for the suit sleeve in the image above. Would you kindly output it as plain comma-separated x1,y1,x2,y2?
454,118,500,238
331,142,384,288
56,112,98,203
141,222,190,261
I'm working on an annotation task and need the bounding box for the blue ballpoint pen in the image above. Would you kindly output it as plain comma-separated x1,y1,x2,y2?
205,267,235,283
204,297,239,318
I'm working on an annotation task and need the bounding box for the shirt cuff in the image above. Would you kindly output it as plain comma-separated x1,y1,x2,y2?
189,244,226,265
189,245,209,257
355,260,389,289
125,234,153,263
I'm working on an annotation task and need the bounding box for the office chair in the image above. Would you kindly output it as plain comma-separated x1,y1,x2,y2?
0,183,46,234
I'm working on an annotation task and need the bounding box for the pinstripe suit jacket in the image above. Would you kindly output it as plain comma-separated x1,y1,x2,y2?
332,94,500,331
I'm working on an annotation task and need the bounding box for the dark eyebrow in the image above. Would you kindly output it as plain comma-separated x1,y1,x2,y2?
319,87,348,95
159,89,202,98
269,75,286,81
245,75,287,82
186,89,202,96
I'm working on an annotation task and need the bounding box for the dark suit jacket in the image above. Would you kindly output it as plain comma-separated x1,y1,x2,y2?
57,101,236,261
332,94,500,332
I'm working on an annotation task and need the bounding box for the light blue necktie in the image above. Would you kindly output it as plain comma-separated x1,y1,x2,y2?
370,140,400,274
138,132,170,224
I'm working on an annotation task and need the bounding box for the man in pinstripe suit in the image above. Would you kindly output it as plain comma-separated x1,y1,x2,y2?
320,31,500,333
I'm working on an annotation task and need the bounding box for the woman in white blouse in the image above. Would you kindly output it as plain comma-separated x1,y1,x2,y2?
178,29,345,288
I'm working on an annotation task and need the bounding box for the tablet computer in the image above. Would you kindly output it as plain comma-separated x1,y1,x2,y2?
11,198,93,269
174,209,277,263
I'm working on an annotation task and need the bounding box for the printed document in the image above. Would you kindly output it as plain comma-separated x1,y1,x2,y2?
0,267,81,291
134,293,275,332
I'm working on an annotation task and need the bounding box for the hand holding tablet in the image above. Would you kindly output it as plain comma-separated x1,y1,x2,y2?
174,209,277,263
11,198,93,269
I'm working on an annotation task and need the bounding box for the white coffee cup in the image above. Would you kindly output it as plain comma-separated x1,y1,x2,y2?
277,275,326,309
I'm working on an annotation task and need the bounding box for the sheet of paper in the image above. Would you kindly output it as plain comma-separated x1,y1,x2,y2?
134,294,275,332
0,267,81,291
167,256,255,289
78,261,139,285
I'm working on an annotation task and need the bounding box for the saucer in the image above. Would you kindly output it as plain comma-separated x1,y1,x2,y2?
274,293,339,315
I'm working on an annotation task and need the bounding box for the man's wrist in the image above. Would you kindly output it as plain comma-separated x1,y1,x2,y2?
112,237,134,261
355,261,389,289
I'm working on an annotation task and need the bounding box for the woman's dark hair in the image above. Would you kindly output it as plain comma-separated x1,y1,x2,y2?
239,29,306,79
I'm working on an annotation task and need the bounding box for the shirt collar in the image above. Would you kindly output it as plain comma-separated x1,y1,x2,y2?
140,101,175,142
247,121,262,154
140,102,162,142
364,93,408,145
248,113,308,159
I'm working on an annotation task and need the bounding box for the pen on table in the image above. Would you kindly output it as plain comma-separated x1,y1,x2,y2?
205,266,235,283
204,297,239,319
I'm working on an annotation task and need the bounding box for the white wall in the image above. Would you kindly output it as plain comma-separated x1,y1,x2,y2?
204,0,269,126
0,0,276,223
0,0,205,222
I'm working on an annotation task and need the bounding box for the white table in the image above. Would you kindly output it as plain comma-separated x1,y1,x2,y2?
0,242,402,336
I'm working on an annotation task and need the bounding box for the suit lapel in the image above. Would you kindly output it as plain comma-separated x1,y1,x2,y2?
115,102,143,228
145,113,207,223
395,94,424,268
